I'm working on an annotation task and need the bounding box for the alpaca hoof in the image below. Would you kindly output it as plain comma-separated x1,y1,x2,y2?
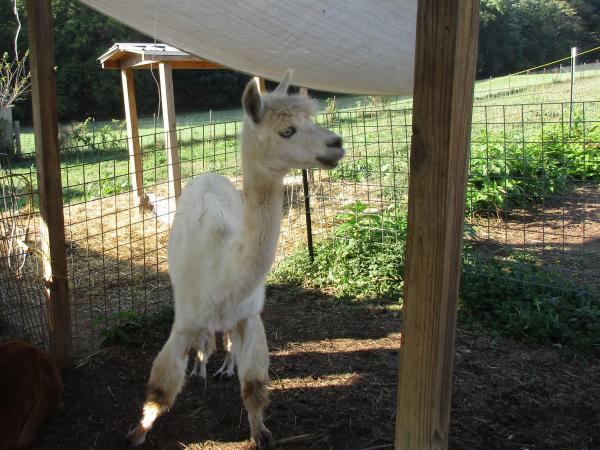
189,371,206,384
253,427,272,450
213,369,235,381
124,428,146,448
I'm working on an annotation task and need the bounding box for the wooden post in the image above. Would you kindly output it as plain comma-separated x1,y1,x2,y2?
158,62,181,202
26,0,72,368
395,1,479,449
121,69,146,208
254,76,266,94
13,120,21,157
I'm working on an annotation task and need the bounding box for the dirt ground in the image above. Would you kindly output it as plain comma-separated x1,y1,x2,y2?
28,285,599,450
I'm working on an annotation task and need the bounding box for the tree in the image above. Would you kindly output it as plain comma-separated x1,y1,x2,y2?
478,0,590,77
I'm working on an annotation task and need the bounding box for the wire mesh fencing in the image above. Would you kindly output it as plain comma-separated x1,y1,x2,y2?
1,99,599,359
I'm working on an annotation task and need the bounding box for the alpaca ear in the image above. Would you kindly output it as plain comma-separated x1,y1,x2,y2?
274,69,294,94
242,78,263,124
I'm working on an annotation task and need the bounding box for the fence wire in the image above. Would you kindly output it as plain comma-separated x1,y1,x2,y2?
1,100,599,358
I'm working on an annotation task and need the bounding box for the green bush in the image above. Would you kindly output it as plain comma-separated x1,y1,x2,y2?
272,202,407,300
467,119,600,216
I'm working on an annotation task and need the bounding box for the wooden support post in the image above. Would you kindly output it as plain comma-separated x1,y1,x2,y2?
158,62,181,203
254,76,266,94
395,1,479,449
13,120,21,157
121,69,146,208
26,0,72,368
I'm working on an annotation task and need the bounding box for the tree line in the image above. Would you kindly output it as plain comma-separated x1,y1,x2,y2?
1,0,599,123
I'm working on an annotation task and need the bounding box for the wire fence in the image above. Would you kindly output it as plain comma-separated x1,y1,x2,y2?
1,99,599,358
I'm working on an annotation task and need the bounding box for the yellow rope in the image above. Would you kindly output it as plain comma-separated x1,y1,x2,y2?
502,45,600,78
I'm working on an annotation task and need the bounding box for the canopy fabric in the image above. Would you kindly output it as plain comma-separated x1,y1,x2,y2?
78,0,417,95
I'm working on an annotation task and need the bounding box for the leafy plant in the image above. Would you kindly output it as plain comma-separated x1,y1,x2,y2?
273,202,408,301
465,118,600,216
274,201,600,352
59,117,126,151
0,51,29,110
92,307,173,347
461,247,599,352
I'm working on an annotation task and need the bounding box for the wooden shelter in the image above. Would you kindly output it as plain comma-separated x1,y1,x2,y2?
98,43,267,217
25,1,480,447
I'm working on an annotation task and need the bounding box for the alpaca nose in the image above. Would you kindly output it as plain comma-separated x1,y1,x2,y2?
326,136,343,148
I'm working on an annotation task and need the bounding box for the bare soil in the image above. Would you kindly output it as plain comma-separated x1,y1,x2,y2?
470,184,600,291
29,286,599,450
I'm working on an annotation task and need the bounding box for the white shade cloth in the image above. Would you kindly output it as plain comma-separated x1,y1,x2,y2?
79,0,417,94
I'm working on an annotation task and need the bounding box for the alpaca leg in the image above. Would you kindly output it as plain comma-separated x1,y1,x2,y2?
214,332,236,380
233,316,272,449
190,333,215,380
126,328,191,447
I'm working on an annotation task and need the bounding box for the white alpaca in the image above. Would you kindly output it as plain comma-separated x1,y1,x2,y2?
189,332,235,380
126,72,344,449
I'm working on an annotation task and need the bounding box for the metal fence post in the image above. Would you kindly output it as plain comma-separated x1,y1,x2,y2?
570,46,577,130
298,86,315,262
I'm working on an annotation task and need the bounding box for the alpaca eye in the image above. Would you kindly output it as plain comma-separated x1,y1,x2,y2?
278,127,296,138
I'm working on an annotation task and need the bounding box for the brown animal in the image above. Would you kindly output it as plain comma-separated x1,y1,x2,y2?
0,341,63,450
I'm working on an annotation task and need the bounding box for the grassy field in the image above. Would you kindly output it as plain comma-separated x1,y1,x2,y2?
16,66,600,154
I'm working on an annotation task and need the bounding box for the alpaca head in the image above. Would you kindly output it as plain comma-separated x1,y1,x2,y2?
241,71,345,173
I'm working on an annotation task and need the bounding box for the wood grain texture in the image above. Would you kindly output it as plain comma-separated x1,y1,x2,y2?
104,56,224,70
120,69,145,206
395,1,480,449
26,0,72,368
158,62,182,202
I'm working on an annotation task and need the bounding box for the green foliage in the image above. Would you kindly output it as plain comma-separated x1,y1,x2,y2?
467,119,600,215
59,117,126,150
461,247,600,351
1,0,250,122
273,202,408,301
325,97,337,114
86,176,131,199
478,0,593,77
0,50,29,109
2,0,600,120
92,307,173,347
365,96,391,109
274,202,600,352
544,115,600,180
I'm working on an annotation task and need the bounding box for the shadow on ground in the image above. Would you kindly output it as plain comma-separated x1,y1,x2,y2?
27,285,600,450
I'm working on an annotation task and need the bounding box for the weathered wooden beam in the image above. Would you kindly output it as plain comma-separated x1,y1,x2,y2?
254,76,266,94
158,62,181,203
120,69,146,208
26,0,72,368
103,55,224,70
395,1,480,449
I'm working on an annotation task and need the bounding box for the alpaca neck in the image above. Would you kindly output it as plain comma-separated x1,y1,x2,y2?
228,125,285,296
